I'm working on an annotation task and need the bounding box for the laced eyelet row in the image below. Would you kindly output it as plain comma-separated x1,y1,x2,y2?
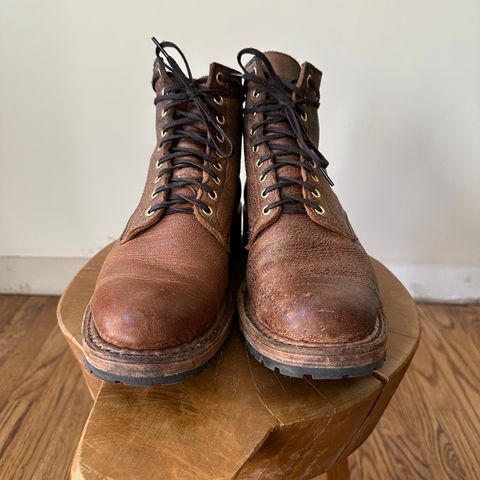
146,39,237,218
208,82,227,215
237,47,333,218
262,203,326,216
251,128,325,216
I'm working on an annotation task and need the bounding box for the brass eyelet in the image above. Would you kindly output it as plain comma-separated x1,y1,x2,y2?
161,87,166,95
213,95,224,105
301,111,308,122
259,173,267,183
161,109,167,117
216,114,225,125
255,158,262,168
154,175,162,183
311,174,319,182
161,129,167,138
214,162,223,171
208,190,217,200
252,145,259,153
262,205,271,215
261,188,270,199
202,206,213,216
216,133,225,143
215,72,225,85
310,160,317,168
156,160,161,168
145,207,155,217
253,89,260,98
213,175,221,185
314,205,325,215
312,188,321,198
151,191,158,199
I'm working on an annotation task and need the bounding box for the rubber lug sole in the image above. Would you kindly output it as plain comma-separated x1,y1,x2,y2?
84,356,211,387
244,338,386,380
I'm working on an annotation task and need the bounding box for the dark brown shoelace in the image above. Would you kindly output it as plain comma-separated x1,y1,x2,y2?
238,48,333,214
148,39,238,215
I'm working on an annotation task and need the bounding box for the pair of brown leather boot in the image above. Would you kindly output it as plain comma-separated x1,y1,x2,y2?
82,40,387,386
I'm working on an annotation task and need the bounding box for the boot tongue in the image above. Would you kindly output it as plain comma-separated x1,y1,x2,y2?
262,52,305,212
263,51,301,82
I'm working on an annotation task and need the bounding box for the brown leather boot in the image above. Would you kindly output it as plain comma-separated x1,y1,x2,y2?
82,40,243,385
236,48,387,379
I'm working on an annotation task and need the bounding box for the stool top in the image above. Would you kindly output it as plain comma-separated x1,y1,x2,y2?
58,244,420,480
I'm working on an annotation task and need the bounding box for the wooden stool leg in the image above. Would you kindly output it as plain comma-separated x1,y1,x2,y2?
326,457,350,480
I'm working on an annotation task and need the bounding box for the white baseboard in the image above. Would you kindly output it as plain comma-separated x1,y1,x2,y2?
0,256,478,303
0,256,90,296
384,262,480,304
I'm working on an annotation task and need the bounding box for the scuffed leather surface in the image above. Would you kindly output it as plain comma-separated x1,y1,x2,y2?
91,215,229,350
244,52,382,346
246,215,380,344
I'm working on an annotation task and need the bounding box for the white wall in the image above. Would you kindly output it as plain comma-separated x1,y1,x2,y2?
1,0,479,300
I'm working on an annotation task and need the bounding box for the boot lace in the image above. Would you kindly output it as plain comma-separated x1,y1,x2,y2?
237,48,333,215
148,39,237,215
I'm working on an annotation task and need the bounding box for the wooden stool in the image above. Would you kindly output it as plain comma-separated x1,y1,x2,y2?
57,245,420,480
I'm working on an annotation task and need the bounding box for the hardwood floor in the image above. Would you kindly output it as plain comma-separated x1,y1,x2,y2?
0,295,478,479
0,296,91,480
350,303,480,480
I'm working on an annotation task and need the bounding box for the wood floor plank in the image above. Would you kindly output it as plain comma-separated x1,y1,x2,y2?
0,297,62,407
0,296,41,366
450,304,480,353
415,305,480,424
0,295,92,480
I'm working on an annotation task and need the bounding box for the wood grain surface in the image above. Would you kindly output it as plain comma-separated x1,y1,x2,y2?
0,295,478,479
0,295,91,479
53,246,420,479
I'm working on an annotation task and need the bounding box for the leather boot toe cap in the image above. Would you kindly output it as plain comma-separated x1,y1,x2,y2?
90,277,217,351
251,278,381,345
